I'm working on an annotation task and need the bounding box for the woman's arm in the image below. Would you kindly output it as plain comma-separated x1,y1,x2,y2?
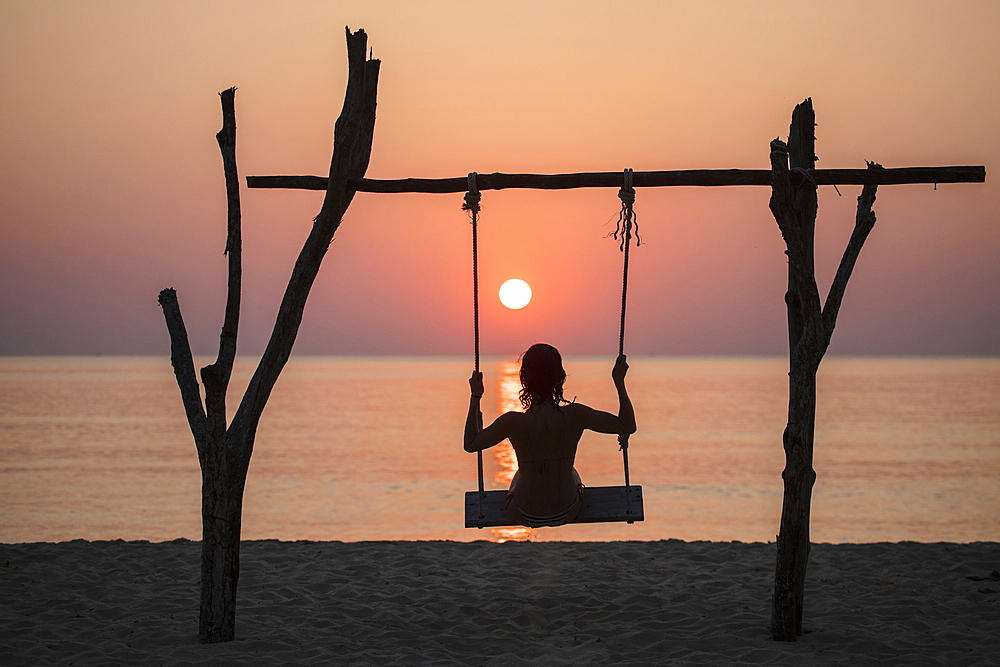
464,371,485,452
577,354,637,435
612,354,637,433
464,372,519,452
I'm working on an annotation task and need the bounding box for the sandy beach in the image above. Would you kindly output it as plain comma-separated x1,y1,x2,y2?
1,540,997,666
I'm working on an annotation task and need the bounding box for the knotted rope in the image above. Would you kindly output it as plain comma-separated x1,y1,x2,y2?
772,142,840,195
464,172,486,520
613,168,641,252
791,166,819,192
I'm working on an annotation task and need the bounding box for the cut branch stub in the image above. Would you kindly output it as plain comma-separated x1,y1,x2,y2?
157,288,208,458
822,162,880,347
768,139,806,261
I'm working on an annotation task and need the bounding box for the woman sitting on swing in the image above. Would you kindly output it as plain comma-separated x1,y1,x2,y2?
464,343,636,527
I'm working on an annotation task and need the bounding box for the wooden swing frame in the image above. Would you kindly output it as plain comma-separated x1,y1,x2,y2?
163,29,985,645
242,29,985,641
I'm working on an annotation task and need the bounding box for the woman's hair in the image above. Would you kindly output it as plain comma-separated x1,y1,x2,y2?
518,343,567,409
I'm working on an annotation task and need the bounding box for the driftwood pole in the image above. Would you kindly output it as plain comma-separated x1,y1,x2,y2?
158,27,379,643
767,98,880,641
247,166,984,192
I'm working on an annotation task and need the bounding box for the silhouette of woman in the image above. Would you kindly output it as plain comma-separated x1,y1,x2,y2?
464,343,636,527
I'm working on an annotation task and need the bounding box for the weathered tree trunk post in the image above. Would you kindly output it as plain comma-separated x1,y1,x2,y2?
158,27,379,643
768,98,880,641
770,99,820,641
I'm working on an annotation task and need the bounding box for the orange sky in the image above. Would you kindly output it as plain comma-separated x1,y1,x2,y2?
1,1,997,355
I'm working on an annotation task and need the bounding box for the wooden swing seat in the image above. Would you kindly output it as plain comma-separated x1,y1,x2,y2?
465,485,643,528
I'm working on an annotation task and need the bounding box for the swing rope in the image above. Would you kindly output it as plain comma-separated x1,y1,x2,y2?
614,168,639,510
464,173,485,519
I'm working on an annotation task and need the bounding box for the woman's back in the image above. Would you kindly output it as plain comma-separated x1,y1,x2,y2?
507,403,587,516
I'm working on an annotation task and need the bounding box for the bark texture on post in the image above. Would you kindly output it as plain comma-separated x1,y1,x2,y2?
157,28,379,644
768,99,880,641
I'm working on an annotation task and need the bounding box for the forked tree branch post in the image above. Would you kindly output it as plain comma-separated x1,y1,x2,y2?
157,28,379,644
767,99,882,641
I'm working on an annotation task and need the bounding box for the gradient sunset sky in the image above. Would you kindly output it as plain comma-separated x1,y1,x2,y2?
1,1,996,356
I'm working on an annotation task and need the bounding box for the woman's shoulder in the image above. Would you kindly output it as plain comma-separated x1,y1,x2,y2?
497,411,531,428
484,411,524,438
560,402,596,421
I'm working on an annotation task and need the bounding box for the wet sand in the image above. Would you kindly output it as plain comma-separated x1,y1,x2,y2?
1,540,998,666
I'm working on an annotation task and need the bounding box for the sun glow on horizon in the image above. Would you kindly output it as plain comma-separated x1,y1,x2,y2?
499,279,532,310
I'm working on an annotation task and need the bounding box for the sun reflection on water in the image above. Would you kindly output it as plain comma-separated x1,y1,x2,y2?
490,360,534,543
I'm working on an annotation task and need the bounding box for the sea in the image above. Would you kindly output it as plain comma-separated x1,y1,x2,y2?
1,356,997,544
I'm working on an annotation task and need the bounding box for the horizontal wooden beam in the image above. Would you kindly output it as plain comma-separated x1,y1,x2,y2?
246,166,985,193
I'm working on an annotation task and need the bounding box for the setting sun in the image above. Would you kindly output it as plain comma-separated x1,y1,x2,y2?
498,279,532,310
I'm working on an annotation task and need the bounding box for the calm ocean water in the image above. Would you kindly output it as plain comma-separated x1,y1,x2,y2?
1,356,997,543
